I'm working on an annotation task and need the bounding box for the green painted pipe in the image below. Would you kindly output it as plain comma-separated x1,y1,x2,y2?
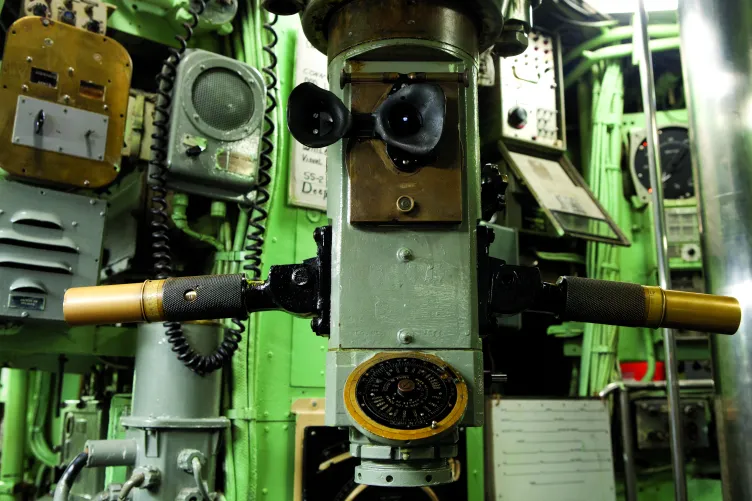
0,369,30,501
565,37,681,88
641,329,657,382
564,24,679,65
171,193,225,251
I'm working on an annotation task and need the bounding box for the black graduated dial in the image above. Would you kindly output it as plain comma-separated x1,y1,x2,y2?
355,357,460,430
633,126,694,199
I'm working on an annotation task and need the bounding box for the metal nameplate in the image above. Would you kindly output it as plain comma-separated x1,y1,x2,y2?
12,96,108,161
8,294,46,311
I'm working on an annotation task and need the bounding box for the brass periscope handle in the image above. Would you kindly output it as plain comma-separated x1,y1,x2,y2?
557,276,741,335
64,274,248,326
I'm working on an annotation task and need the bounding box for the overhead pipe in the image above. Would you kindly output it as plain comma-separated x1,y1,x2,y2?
564,37,680,88
564,24,679,65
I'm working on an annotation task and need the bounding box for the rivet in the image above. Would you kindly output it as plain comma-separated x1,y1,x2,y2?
71,221,77,226
63,94,70,103
89,199,96,205
25,56,32,63
184,290,198,302
68,67,74,75
21,312,29,318
397,329,413,344
21,85,28,92
396,195,415,213
99,211,105,217
430,421,438,429
103,104,108,111
397,247,413,262
193,114,200,120
84,180,90,186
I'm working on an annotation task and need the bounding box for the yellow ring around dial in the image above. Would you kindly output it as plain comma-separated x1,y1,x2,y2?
343,351,469,442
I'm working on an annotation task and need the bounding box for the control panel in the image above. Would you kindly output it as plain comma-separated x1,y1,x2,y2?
23,0,112,34
634,398,710,451
498,29,565,151
0,17,132,188
628,124,702,272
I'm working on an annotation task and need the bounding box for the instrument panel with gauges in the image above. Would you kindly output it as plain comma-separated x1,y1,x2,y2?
630,125,694,202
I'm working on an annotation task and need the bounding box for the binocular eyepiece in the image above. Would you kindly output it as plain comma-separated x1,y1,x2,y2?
287,82,446,160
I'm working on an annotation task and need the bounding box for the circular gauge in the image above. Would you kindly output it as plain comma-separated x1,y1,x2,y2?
633,126,694,199
344,352,468,441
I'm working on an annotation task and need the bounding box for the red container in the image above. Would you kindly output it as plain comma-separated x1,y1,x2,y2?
620,361,666,382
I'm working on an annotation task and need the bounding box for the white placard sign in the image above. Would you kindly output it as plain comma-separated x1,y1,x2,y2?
488,399,617,501
508,152,607,220
288,32,329,211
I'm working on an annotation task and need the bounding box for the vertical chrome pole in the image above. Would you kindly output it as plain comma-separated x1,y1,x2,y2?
634,1,687,499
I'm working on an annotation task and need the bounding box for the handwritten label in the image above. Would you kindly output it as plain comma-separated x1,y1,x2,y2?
288,31,329,212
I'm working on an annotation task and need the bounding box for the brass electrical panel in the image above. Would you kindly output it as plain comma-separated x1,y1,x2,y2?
0,17,132,188
347,81,463,224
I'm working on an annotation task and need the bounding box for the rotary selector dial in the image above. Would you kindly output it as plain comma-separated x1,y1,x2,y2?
344,352,468,441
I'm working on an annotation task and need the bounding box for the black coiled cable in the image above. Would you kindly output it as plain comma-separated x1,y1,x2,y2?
243,13,278,280
149,0,243,375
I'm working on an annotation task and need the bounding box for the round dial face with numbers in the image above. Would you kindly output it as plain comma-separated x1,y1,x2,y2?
633,126,694,200
344,352,468,441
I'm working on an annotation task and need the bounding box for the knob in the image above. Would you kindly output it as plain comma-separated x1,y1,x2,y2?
85,20,101,32
31,2,48,15
60,10,76,24
507,107,528,129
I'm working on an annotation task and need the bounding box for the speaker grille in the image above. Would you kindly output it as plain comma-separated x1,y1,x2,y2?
192,68,255,132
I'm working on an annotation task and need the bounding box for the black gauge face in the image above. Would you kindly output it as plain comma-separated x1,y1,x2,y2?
355,357,459,430
633,126,694,199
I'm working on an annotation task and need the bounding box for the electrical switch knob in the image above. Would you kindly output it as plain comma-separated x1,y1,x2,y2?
507,106,528,129
60,9,76,24
31,2,48,16
85,20,101,32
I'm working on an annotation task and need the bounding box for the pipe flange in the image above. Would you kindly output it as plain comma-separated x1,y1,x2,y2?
355,459,453,487
175,488,203,501
133,467,161,489
301,0,503,57
177,450,206,473
350,442,459,460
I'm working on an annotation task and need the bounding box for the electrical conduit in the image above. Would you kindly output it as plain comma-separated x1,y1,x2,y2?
0,369,29,501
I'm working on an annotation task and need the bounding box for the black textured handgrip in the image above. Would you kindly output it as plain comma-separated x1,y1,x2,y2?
559,276,646,327
162,274,246,321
